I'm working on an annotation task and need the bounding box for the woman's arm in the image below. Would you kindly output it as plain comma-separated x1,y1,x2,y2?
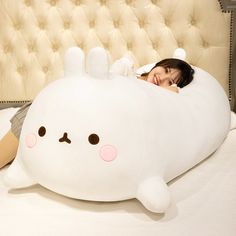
0,130,19,169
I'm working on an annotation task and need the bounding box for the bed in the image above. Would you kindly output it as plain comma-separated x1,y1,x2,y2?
0,0,236,235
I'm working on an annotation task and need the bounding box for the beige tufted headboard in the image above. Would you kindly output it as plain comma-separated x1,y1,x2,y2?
0,0,232,109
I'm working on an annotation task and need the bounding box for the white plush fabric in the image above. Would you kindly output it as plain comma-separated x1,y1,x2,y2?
1,129,236,235
4,47,231,213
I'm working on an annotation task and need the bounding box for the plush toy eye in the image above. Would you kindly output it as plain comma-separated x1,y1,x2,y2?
38,126,46,137
88,134,99,145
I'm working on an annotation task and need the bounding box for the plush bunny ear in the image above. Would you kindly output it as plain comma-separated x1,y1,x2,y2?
86,47,109,79
173,48,186,61
64,47,85,77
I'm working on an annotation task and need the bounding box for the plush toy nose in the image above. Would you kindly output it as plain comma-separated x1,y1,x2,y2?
59,132,71,144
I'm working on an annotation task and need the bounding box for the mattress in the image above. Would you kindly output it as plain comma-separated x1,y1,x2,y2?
0,108,236,236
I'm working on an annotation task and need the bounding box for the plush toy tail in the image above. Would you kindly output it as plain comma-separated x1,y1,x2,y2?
230,111,236,130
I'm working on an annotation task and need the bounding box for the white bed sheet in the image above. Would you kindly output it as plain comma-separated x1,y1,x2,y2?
0,108,236,236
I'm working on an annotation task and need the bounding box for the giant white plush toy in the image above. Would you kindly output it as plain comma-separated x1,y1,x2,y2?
4,47,231,213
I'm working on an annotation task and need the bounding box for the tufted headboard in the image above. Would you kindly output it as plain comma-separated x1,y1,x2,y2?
0,0,233,109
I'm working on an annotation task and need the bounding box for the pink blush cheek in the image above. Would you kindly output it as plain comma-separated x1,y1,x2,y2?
99,145,117,162
25,134,37,148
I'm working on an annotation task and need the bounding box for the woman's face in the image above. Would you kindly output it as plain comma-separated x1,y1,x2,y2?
147,66,181,87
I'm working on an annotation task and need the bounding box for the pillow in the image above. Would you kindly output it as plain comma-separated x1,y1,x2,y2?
4,47,231,213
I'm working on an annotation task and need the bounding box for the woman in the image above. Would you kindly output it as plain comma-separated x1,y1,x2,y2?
139,58,194,93
0,58,194,169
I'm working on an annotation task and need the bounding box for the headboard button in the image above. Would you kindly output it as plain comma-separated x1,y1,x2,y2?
114,21,119,28
4,45,12,53
50,0,57,6
164,18,170,27
178,41,183,48
73,0,80,5
139,20,145,28
127,42,132,50
203,41,209,48
100,0,106,5
191,18,196,26
43,66,49,73
52,43,59,52
64,21,71,29
17,66,25,75
77,42,84,49
153,43,158,50
126,0,132,4
38,20,46,30
103,42,109,49
24,0,31,6
28,43,36,53
14,22,21,30
89,20,95,28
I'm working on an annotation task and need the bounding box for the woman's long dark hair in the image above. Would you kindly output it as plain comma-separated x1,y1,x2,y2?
141,58,194,88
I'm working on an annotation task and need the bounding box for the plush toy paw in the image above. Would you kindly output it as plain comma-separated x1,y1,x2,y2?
137,176,171,213
3,155,36,188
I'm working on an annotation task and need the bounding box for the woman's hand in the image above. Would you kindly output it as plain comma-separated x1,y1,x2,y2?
164,85,179,93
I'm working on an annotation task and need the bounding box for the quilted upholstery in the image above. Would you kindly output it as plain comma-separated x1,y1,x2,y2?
0,0,231,102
